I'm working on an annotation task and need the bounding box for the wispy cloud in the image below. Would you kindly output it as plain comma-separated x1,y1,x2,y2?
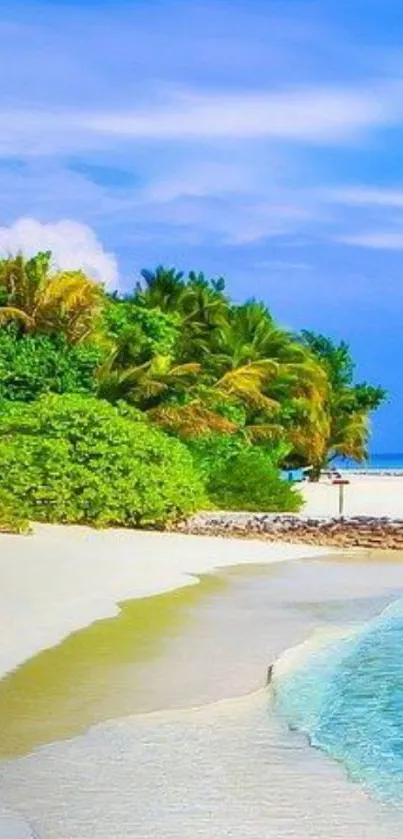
338,230,403,250
0,81,401,159
325,186,403,207
84,83,401,144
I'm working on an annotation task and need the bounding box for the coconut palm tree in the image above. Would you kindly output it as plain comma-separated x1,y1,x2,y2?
212,301,303,369
148,401,239,439
0,252,103,344
206,302,329,450
135,266,186,311
297,331,387,477
177,276,230,361
96,352,201,409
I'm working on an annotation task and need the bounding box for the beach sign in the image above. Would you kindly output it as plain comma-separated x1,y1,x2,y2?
332,478,350,517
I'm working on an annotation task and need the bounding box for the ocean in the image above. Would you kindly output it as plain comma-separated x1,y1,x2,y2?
273,599,403,807
333,453,403,472
284,452,403,481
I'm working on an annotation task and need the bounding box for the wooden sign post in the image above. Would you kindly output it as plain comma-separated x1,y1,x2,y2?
332,479,350,518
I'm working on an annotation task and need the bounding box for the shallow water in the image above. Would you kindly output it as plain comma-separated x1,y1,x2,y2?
2,553,403,838
274,597,403,806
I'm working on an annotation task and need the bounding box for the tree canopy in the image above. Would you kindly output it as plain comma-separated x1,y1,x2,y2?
0,253,386,529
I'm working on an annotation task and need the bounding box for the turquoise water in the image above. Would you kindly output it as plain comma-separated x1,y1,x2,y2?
273,600,403,805
334,453,403,471
283,453,403,480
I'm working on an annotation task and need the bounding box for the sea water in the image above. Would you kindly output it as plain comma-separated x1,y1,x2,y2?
273,599,403,806
334,452,403,472
284,453,403,479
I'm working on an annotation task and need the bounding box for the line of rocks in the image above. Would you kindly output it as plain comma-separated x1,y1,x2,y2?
173,512,403,550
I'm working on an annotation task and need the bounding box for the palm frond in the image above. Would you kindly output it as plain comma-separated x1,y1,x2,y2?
149,402,238,439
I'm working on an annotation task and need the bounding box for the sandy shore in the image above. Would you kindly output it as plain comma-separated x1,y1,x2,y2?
0,524,329,680
3,554,403,839
1,474,402,679
302,474,403,518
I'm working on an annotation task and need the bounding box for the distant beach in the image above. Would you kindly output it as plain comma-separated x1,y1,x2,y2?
302,472,403,518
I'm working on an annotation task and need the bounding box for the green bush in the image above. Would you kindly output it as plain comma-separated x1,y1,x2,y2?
0,489,31,534
0,328,104,402
0,395,205,527
189,436,302,512
104,299,180,364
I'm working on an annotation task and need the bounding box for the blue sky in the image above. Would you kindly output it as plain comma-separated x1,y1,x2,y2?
0,0,402,450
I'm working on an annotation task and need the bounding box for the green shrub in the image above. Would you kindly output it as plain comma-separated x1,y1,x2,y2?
0,328,104,402
189,436,302,512
0,489,31,534
0,394,205,527
104,299,180,364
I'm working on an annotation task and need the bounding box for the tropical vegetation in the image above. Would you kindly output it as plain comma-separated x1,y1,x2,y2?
0,395,205,528
0,253,386,530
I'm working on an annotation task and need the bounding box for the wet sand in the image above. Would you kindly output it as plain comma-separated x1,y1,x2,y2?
0,524,329,679
2,553,403,837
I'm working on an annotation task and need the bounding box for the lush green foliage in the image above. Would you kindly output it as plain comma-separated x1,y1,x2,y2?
0,395,206,527
300,331,387,474
0,251,103,342
189,435,302,512
0,328,103,401
0,254,387,524
0,489,30,534
104,297,180,364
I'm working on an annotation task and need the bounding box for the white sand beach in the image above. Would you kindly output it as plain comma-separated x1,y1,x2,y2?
0,524,329,680
302,473,403,518
1,474,403,682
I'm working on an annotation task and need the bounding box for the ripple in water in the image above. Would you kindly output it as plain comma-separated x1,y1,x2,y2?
273,599,403,806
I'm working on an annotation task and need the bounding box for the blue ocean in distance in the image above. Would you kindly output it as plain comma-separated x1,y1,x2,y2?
333,453,403,471
283,454,403,481
273,600,403,807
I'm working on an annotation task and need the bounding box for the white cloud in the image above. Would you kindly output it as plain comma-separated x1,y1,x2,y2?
83,83,403,144
338,230,403,250
325,186,403,207
0,218,119,287
0,81,402,158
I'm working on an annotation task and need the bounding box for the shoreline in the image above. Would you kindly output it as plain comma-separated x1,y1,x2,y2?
3,554,403,839
3,471,403,680
0,523,330,680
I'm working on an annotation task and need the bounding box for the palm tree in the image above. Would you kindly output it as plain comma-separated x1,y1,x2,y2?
135,266,186,311
207,301,329,453
0,252,103,343
96,352,201,409
134,267,230,362
212,301,303,369
177,276,230,361
297,331,387,477
213,360,281,412
148,401,239,439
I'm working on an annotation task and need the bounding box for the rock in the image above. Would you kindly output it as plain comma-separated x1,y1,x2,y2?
173,511,403,550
